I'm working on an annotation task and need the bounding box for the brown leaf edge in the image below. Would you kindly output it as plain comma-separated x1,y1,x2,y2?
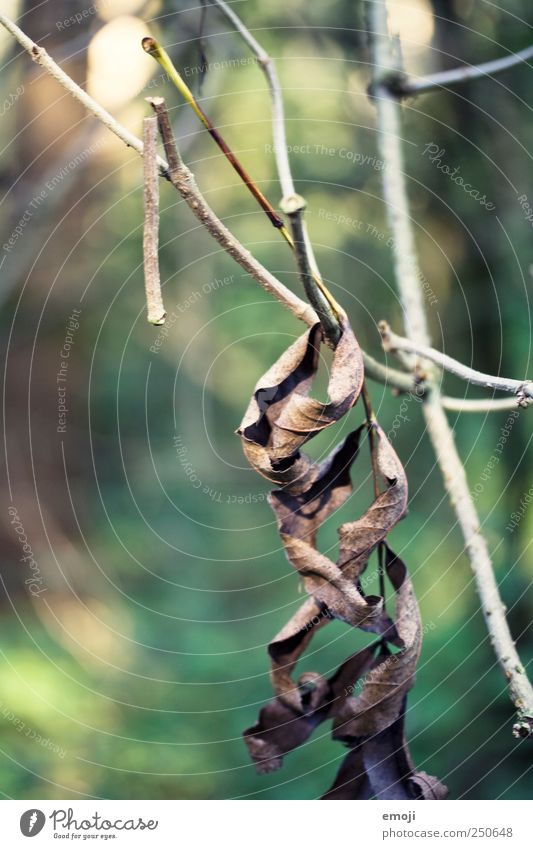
323,699,448,800
237,321,363,491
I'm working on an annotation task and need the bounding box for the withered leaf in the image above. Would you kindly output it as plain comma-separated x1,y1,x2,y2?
267,596,333,711
337,423,408,583
324,702,448,800
244,643,380,774
269,427,364,550
238,317,445,799
237,321,363,490
269,425,406,637
333,545,421,739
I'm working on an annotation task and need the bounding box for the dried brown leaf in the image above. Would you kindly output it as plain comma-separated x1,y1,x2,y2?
238,320,445,799
244,644,380,773
333,545,421,738
338,423,408,583
237,322,363,490
324,703,448,800
269,425,406,642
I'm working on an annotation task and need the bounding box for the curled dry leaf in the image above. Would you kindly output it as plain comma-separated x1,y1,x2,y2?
238,319,446,798
324,702,448,800
337,423,408,582
243,542,437,797
268,425,407,661
244,643,380,774
237,321,363,490
332,545,421,738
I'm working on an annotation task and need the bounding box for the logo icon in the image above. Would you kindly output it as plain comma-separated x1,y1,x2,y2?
20,810,46,837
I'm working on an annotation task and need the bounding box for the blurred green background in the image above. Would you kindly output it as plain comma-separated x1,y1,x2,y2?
0,0,532,799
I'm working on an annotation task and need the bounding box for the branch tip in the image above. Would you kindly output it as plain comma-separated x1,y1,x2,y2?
512,717,533,740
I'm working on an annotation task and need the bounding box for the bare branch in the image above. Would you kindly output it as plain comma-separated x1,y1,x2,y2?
441,396,523,413
368,0,533,732
210,0,294,197
211,0,344,346
424,391,533,739
0,9,410,394
402,43,533,96
379,321,533,404
362,353,422,393
366,9,432,351
147,97,318,327
280,194,341,346
143,116,166,326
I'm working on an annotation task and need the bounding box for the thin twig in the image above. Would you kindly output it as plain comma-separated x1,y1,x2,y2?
441,396,523,413
0,8,412,394
363,351,421,393
379,321,533,404
143,36,286,232
210,0,345,346
424,389,533,738
0,10,169,176
209,0,294,199
147,96,318,327
361,382,386,603
143,116,166,325
368,0,533,734
280,195,341,346
401,43,533,96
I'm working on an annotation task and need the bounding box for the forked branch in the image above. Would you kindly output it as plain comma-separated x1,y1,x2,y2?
400,43,533,96
368,0,533,734
379,321,533,406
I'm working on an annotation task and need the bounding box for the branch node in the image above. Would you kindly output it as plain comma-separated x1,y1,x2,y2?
367,71,408,100
280,193,306,215
512,717,533,740
517,382,533,407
